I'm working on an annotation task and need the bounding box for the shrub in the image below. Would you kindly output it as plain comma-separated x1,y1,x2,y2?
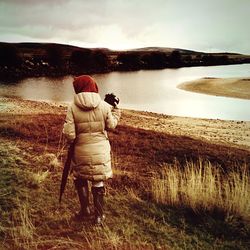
0,43,22,67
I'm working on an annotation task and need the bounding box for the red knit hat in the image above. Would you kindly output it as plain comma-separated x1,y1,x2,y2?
73,75,99,94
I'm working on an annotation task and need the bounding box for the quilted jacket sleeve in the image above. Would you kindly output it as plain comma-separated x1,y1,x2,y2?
105,106,121,129
63,105,76,142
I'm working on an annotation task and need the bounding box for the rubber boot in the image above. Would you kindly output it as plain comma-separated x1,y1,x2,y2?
92,186,105,225
74,178,91,220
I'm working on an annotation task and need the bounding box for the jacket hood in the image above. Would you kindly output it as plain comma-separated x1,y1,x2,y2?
74,92,101,110
73,75,99,94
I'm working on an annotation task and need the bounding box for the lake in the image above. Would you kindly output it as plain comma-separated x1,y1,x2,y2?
0,64,250,121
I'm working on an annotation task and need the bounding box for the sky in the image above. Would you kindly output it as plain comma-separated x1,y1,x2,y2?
0,0,249,54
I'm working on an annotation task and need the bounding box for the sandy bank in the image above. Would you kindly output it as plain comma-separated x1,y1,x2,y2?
178,77,250,100
1,97,249,152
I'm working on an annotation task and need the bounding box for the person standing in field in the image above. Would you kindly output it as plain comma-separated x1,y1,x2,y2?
63,75,121,225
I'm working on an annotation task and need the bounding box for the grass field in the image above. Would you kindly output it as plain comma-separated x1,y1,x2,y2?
0,111,249,249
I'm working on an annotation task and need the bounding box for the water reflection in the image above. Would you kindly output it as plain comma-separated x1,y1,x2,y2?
0,76,74,101
18,77,75,102
0,64,250,120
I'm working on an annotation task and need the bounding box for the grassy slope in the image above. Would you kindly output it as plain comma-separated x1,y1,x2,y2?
0,112,249,249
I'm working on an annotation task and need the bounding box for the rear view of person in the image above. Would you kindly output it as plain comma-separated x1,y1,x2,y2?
63,75,121,225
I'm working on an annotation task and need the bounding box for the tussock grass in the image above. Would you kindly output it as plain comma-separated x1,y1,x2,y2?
10,203,36,250
152,160,250,221
35,153,61,171
29,170,49,187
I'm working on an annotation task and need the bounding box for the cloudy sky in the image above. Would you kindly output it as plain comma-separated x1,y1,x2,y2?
0,0,249,53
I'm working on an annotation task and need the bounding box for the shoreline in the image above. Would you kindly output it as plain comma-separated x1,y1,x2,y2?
1,97,250,152
178,77,250,100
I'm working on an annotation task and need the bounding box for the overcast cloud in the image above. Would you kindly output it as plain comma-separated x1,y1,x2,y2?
0,0,249,53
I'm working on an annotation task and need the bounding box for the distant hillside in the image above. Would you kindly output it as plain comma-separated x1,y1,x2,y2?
130,46,200,54
13,42,112,58
0,42,250,80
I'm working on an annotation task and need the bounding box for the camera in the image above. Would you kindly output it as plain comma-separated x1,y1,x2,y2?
104,93,119,107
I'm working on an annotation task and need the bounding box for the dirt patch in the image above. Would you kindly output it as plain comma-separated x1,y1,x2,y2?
120,109,250,152
0,97,67,115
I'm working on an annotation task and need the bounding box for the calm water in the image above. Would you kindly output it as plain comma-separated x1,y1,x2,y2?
0,64,250,121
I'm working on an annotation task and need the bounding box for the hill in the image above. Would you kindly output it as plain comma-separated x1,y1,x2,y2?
1,42,250,80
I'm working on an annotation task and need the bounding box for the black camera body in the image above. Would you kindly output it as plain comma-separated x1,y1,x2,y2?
104,93,119,107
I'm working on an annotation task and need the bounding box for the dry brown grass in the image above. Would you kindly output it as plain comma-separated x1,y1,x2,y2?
10,202,36,250
152,160,250,221
0,114,249,172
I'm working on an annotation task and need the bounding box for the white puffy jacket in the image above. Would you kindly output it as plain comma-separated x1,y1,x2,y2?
63,92,121,181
